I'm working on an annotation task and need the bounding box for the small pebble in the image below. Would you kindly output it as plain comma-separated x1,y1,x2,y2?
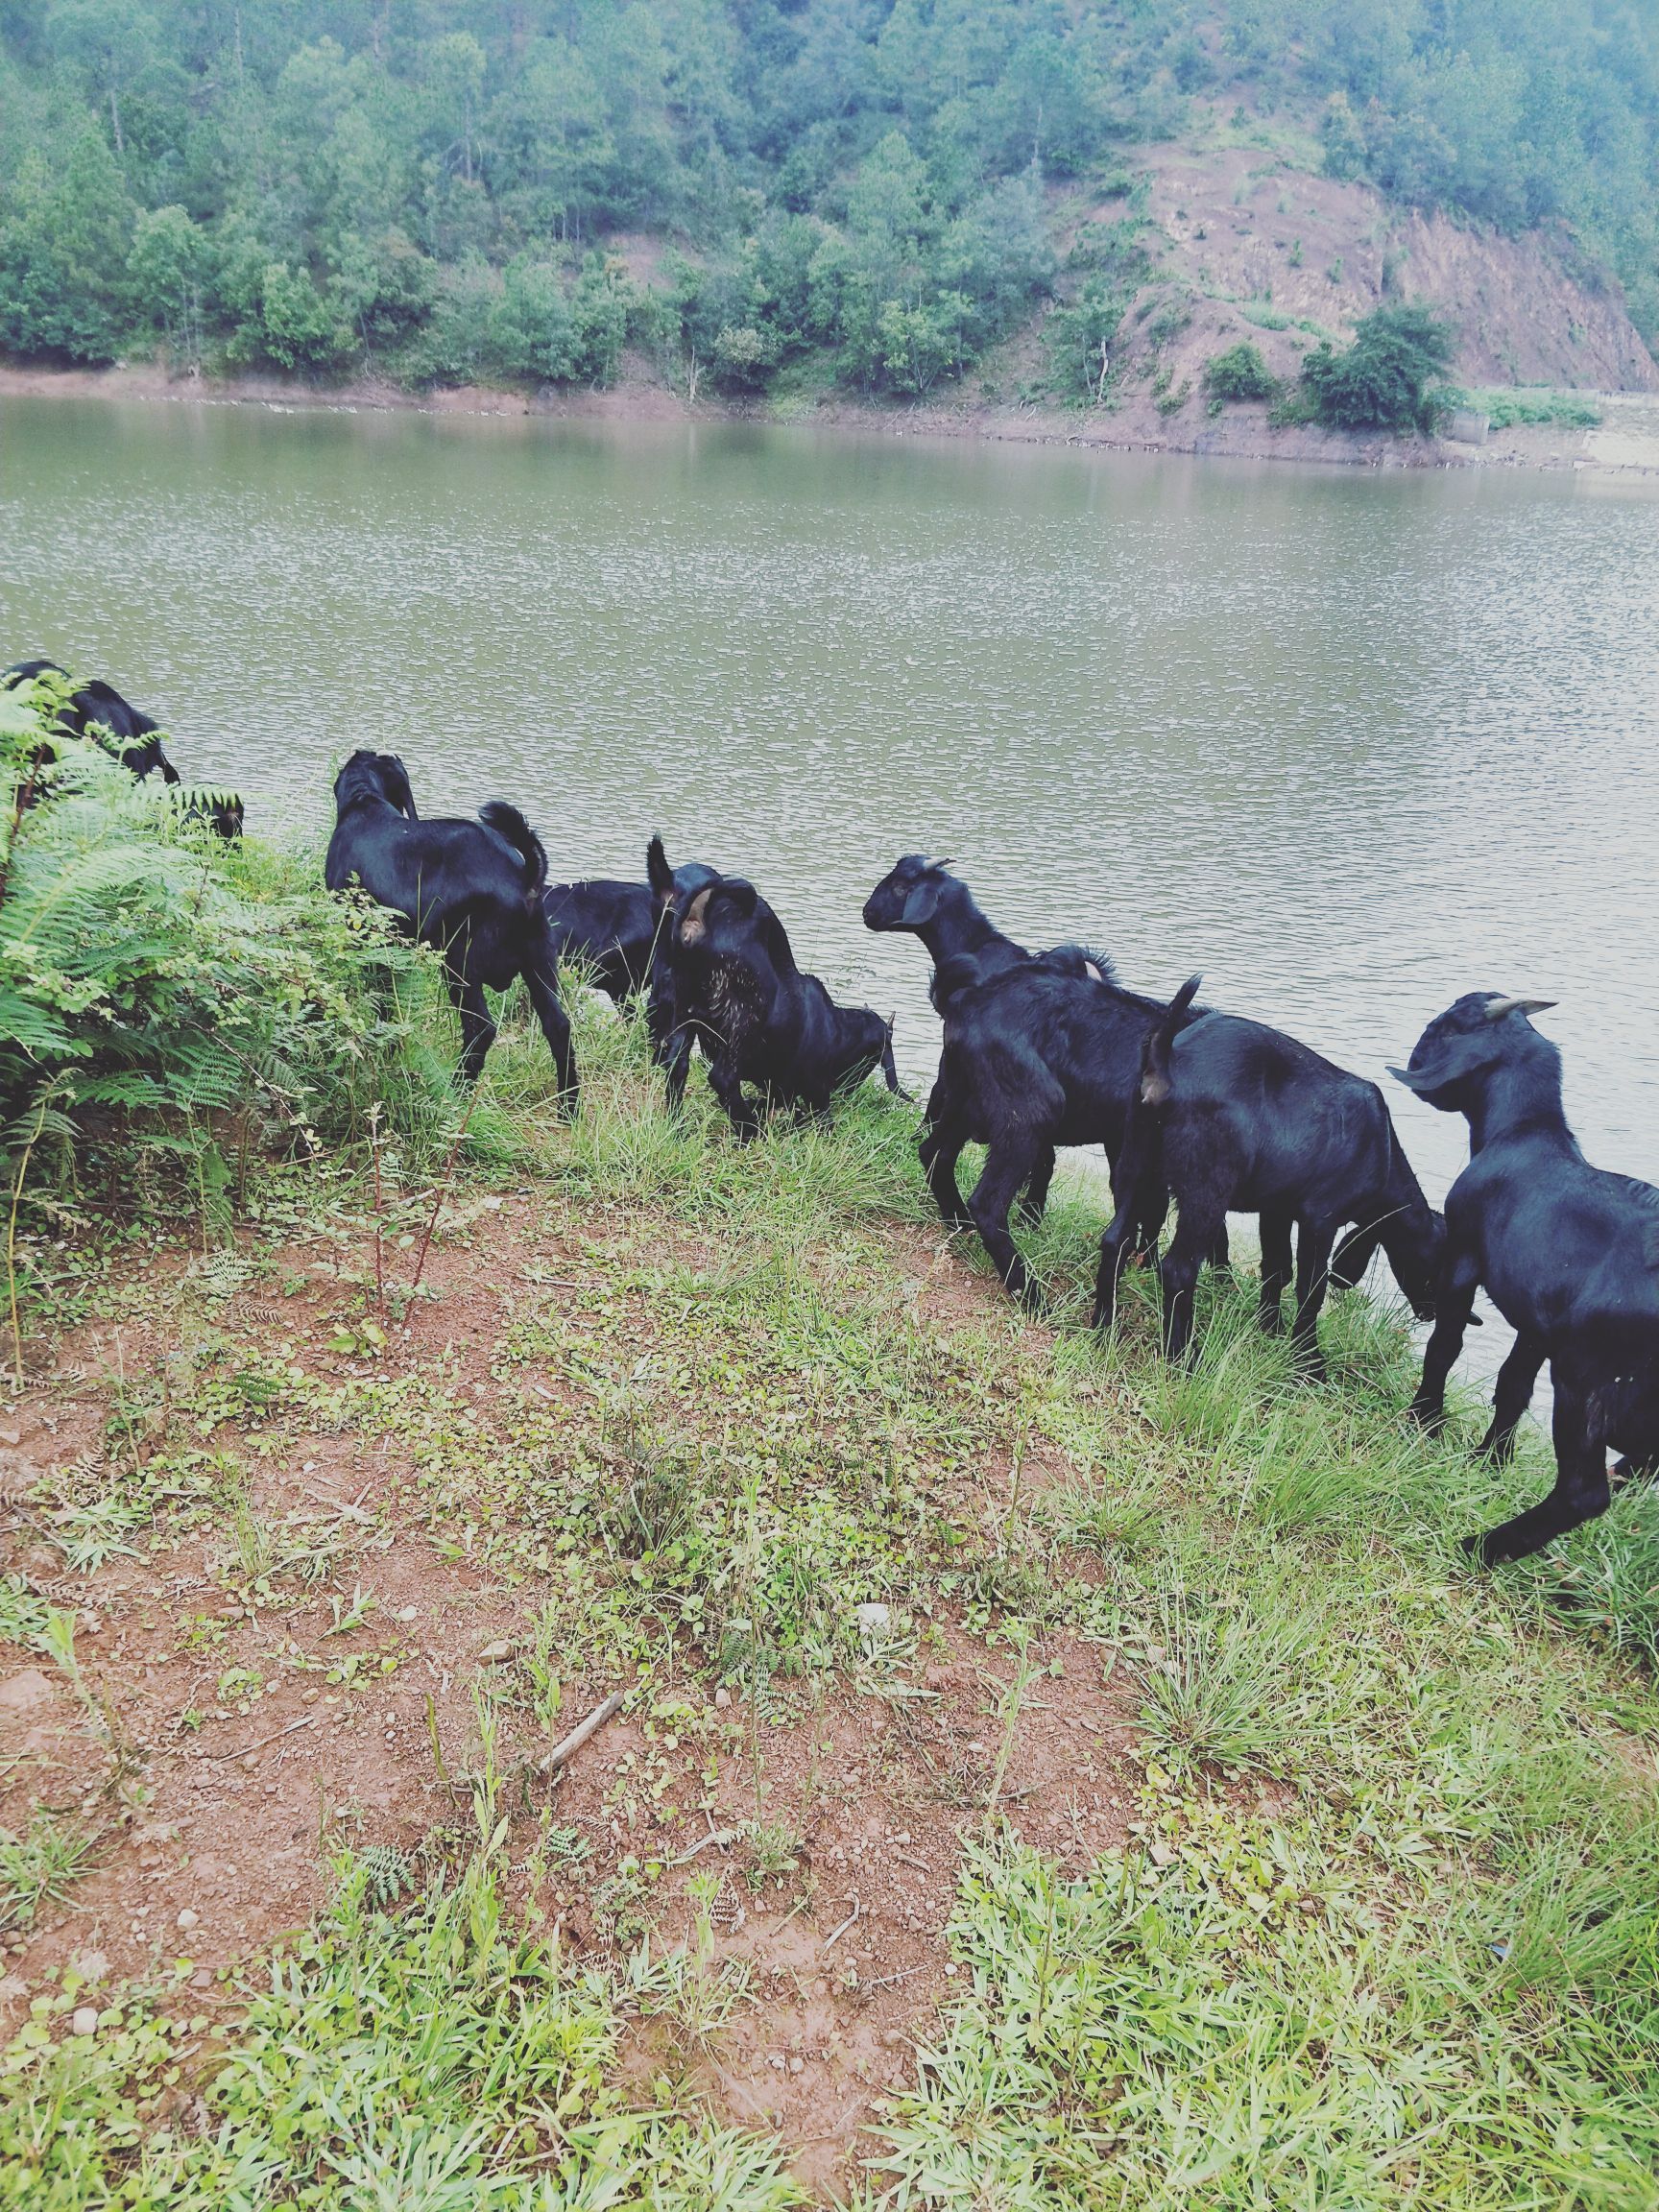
788,2056,805,2075
176,1908,200,1932
72,2008,99,2038
478,1640,513,1664
713,1686,732,1710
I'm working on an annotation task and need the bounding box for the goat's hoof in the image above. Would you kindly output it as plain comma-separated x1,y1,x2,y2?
1458,1530,1491,1566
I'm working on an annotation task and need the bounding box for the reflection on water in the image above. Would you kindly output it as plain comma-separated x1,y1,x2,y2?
5,397,1657,1400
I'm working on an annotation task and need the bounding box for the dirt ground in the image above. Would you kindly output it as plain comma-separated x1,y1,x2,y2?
0,1198,1142,2192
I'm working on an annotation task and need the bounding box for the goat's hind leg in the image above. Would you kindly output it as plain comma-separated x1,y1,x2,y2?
1478,1331,1546,1466
445,960,496,1086
523,961,580,1115
1470,1379,1611,1567
1158,1204,1217,1362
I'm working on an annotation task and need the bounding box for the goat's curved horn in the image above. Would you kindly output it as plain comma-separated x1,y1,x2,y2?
1483,995,1556,1022
926,855,954,870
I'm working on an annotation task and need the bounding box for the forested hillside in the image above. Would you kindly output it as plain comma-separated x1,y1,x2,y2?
2,0,1656,403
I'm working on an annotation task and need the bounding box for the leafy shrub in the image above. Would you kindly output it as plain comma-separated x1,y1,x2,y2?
1473,387,1603,429
1295,302,1456,433
0,675,449,1209
1204,340,1279,401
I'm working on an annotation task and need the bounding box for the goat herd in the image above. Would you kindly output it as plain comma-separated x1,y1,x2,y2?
9,663,1658,1575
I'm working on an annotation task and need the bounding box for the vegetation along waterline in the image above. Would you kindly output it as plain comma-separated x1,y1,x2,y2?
6,0,1659,467
4,676,1659,2204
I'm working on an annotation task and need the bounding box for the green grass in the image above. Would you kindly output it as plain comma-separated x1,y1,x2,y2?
7,944,1659,2206
2,1845,804,2210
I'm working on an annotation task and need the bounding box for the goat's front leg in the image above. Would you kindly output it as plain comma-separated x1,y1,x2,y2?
1093,1194,1139,1331
968,1138,1042,1308
1017,1145,1057,1227
1257,1206,1293,1334
1478,1331,1547,1465
1469,1378,1610,1566
919,1088,973,1230
707,1053,760,1141
1408,1243,1481,1434
1289,1212,1342,1380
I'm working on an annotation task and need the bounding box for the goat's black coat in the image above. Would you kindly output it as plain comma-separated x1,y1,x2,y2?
922,951,1201,1304
3,660,244,837
543,879,661,1005
1393,993,1659,1564
665,871,899,1135
1094,977,1443,1369
325,749,576,1099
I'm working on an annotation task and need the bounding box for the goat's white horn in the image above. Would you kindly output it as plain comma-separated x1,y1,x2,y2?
1484,995,1556,1022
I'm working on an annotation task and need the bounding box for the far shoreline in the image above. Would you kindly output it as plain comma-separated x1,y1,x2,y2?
6,355,1657,483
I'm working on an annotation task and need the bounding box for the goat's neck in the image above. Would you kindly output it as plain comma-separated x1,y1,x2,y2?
918,885,1015,972
1467,1058,1577,1157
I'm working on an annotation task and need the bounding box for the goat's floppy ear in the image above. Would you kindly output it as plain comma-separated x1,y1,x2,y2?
900,873,945,927
710,878,760,921
1389,1028,1500,1096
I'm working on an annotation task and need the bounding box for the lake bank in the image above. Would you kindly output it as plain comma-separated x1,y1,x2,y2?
8,353,1659,478
4,972,1658,2205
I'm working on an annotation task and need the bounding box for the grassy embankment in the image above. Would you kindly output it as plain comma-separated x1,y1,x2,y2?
3,798,1657,2207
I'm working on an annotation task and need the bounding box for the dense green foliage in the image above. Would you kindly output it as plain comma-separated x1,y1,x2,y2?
1290,300,1455,431
2,1,1657,395
0,669,472,1237
1203,336,1278,400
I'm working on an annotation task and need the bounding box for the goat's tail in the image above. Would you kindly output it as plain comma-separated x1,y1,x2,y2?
479,801,549,911
1141,973,1202,1107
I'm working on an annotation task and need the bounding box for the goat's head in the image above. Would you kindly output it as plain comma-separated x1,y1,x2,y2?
863,854,954,932
334,750,419,819
1389,993,1556,1110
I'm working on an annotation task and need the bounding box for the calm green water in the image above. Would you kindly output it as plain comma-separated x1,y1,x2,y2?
4,394,1657,1276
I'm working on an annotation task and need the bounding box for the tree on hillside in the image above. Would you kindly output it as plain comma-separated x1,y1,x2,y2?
1297,302,1455,434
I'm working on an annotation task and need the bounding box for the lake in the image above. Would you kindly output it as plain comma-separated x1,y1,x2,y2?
5,393,1657,1390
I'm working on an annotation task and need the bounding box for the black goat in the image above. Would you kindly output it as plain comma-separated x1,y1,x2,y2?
643,836,725,1104
325,750,576,1101
922,952,1200,1306
865,854,1104,1223
1094,976,1443,1370
669,875,899,1137
1393,993,1659,1564
3,660,243,838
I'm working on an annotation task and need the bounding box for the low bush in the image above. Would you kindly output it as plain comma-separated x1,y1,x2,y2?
1204,339,1279,401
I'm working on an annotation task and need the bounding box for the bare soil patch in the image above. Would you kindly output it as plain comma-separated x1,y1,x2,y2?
1,1193,1142,2191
